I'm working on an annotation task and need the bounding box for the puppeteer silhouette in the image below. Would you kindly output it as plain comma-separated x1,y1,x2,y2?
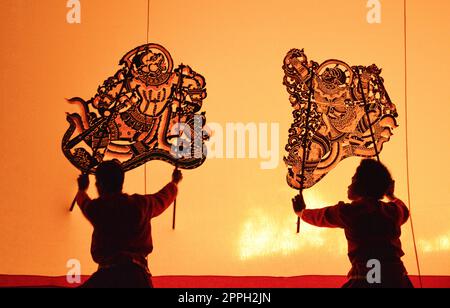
293,159,414,288
76,160,183,288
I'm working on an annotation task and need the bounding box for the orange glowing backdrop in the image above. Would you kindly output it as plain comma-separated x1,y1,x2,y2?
0,0,449,278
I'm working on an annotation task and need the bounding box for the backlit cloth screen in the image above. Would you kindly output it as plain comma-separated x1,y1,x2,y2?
0,0,449,280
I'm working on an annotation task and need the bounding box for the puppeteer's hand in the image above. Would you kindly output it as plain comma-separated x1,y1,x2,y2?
292,192,306,213
385,180,396,201
77,174,89,191
172,168,183,185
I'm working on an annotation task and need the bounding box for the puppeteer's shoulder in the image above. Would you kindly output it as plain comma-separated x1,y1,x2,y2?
129,193,145,201
381,200,400,209
335,201,352,214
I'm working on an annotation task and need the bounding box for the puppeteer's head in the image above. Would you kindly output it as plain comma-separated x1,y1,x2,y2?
95,160,124,195
347,159,392,201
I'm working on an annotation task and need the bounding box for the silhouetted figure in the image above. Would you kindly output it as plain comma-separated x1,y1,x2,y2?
293,159,414,288
75,160,182,288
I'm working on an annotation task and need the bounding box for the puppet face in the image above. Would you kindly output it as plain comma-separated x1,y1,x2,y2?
283,49,398,189
128,44,174,87
139,52,166,77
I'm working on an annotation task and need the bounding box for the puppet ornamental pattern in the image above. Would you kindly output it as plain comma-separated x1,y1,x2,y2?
62,43,210,173
283,49,398,190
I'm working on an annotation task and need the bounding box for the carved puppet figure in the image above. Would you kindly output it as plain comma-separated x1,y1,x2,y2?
62,43,209,173
283,49,398,189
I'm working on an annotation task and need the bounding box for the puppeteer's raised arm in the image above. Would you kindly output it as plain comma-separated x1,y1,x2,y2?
292,192,345,228
145,168,183,218
76,190,92,215
385,180,409,225
301,205,345,228
76,174,93,219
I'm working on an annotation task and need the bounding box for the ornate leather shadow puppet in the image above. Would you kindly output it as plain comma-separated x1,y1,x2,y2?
283,49,398,190
62,43,210,174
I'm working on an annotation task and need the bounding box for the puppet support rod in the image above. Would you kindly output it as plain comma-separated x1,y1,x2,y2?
171,64,186,230
355,67,380,162
297,67,315,234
